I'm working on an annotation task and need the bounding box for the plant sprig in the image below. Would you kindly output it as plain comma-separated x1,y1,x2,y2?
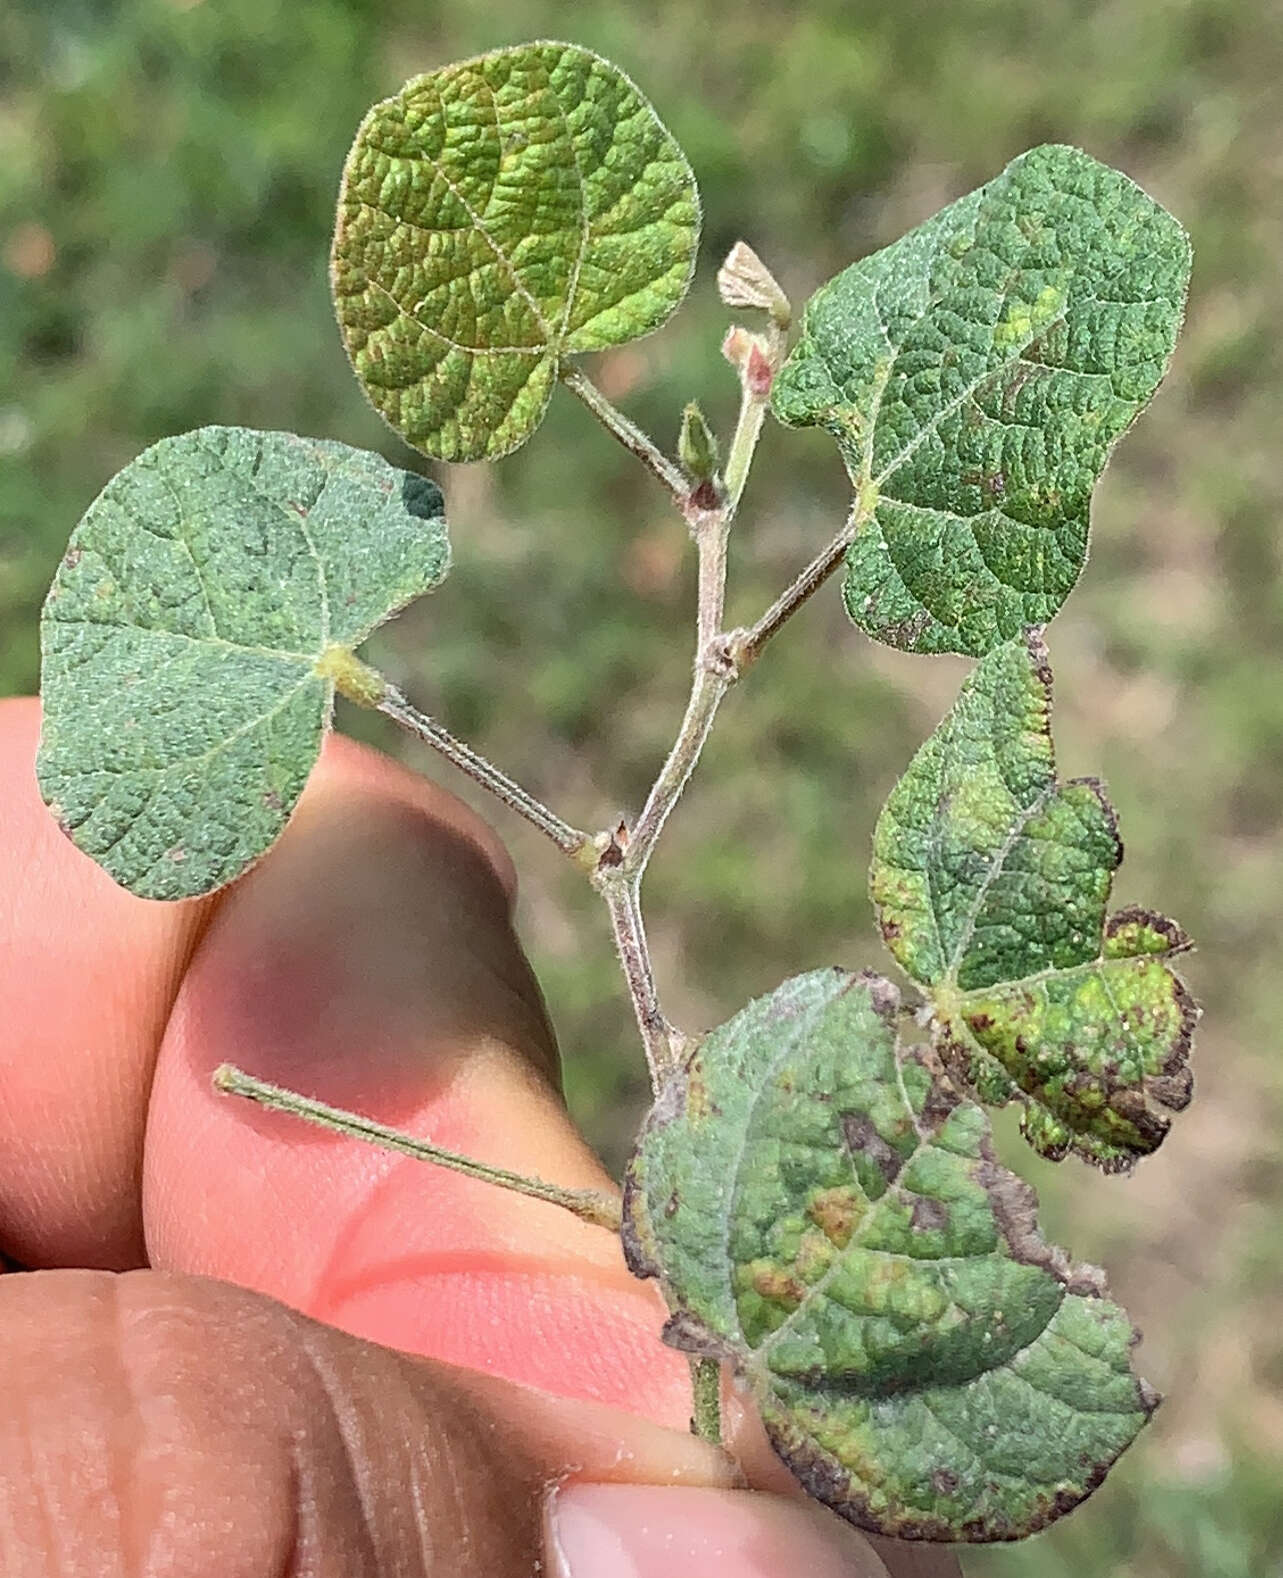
35,40,1197,1546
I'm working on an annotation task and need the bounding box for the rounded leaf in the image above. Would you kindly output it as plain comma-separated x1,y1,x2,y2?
331,42,700,462
624,970,1158,1542
772,145,1192,655
37,427,448,900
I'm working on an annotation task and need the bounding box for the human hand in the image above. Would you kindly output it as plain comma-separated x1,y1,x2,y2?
0,697,962,1578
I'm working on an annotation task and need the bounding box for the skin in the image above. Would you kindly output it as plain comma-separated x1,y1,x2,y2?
0,696,962,1578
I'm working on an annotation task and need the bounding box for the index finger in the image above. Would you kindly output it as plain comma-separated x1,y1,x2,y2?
0,694,521,1271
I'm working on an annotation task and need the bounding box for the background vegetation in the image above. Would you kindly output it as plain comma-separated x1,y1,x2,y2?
3,2,1281,1572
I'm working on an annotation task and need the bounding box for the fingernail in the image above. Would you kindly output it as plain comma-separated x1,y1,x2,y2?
548,1484,890,1578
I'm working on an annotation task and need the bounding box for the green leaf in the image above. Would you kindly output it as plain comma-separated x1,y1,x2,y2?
624,970,1157,1542
37,426,448,900
771,145,1191,656
332,42,700,462
871,630,1196,1171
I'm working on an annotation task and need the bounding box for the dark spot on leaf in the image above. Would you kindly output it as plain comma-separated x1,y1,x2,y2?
659,1309,730,1360
932,1468,960,1496
911,1196,950,1232
1023,626,1054,688
1106,904,1192,956
1002,359,1038,406
841,1111,903,1183
919,1073,961,1133
1150,1069,1193,1110
976,1144,1074,1281
856,970,901,1023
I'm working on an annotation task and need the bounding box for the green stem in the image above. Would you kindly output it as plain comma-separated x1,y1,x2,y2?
721,376,769,517
690,1357,723,1444
378,686,590,858
214,1065,623,1232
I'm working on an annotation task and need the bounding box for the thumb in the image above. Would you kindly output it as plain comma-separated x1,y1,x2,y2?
141,732,693,1423
0,1268,895,1578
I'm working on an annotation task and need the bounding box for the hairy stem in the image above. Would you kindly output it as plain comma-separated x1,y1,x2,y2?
601,878,682,1084
626,345,776,873
379,686,590,857
561,364,689,500
734,501,865,669
627,647,733,873
214,1065,622,1232
591,330,779,1086
690,1358,723,1444
694,512,730,651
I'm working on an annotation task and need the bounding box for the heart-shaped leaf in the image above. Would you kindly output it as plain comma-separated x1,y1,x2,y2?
332,42,700,462
624,970,1157,1542
771,145,1191,655
871,630,1196,1170
37,426,448,900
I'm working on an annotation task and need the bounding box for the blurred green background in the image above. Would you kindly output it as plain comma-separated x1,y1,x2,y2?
3,1,1281,1571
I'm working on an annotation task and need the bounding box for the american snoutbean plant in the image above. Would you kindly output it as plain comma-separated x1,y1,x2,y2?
34,42,1197,1546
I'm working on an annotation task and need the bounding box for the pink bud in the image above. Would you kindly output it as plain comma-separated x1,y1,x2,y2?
747,343,773,397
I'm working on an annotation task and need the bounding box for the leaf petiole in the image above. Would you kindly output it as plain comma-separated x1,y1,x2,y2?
376,685,591,858
214,1064,623,1231
731,507,864,672
561,364,690,501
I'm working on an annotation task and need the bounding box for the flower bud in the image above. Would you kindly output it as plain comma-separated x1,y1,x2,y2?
678,402,720,482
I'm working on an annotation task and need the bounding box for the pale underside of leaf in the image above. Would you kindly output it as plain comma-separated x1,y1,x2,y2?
37,426,448,899
331,41,700,462
771,144,1192,655
871,630,1196,1170
623,970,1156,1542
